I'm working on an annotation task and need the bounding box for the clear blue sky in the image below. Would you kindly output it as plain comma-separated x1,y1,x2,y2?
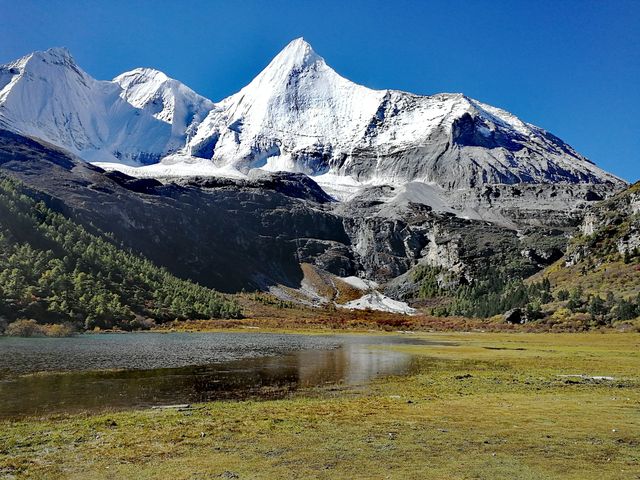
1,0,638,181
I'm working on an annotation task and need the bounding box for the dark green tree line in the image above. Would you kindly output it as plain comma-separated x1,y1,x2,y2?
0,175,241,330
414,264,552,318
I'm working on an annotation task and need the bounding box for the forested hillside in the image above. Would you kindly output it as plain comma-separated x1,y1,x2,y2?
0,175,241,331
412,264,553,319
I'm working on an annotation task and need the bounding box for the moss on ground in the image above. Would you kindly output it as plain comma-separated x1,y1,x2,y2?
0,332,638,479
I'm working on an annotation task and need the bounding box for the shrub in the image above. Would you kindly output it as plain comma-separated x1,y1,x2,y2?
5,319,43,337
41,322,76,337
124,316,156,331
550,307,572,323
4,319,76,337
564,312,591,331
612,298,637,321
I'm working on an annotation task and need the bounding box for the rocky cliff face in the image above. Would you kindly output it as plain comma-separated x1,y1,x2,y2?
535,182,640,306
0,130,572,297
568,182,640,263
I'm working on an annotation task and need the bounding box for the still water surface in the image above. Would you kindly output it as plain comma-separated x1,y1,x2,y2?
0,332,442,418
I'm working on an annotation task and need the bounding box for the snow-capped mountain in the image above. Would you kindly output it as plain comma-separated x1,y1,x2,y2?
114,68,214,152
0,40,623,194
0,48,212,164
187,38,620,189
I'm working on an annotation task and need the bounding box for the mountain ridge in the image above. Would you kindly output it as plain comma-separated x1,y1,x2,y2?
0,47,211,165
0,40,624,194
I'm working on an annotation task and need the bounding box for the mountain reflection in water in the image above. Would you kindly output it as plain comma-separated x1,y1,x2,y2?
0,332,440,418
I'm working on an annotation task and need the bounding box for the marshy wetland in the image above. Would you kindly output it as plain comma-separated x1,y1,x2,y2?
0,331,638,479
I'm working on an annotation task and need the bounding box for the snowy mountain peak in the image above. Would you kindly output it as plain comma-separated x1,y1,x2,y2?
114,66,212,117
0,41,625,196
4,47,85,82
186,38,383,167
271,37,322,70
14,47,75,67
185,39,622,189
0,47,102,146
116,67,170,84
32,47,74,62
239,37,335,94
113,67,214,144
0,49,213,165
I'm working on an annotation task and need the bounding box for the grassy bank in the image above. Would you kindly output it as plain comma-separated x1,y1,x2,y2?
1,332,638,479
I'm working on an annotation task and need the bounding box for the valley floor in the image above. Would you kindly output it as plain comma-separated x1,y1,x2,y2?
1,332,638,479
157,293,617,334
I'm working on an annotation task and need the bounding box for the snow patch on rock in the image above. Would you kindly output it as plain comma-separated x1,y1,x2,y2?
338,276,379,290
341,291,416,315
94,155,245,179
